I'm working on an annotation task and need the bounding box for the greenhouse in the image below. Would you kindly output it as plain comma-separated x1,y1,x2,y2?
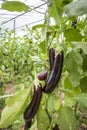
0,0,87,130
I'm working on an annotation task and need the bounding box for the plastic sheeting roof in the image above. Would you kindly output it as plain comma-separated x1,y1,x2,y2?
0,0,47,31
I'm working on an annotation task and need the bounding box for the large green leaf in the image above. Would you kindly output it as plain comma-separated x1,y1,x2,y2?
49,0,73,19
64,76,81,97
74,93,87,108
1,1,29,12
64,50,83,87
47,94,61,113
64,28,83,42
71,42,87,55
48,0,63,22
64,76,75,95
64,0,87,17
37,107,50,130
58,106,79,130
0,88,31,128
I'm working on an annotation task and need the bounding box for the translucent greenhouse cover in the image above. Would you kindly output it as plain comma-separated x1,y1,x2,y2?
0,0,47,32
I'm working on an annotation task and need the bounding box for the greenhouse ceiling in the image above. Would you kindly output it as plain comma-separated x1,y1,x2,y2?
0,0,47,31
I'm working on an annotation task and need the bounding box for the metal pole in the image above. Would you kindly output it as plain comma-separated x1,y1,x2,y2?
13,19,15,37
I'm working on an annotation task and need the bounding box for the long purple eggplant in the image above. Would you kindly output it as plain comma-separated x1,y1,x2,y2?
24,84,42,122
49,48,55,71
43,51,63,93
24,85,37,120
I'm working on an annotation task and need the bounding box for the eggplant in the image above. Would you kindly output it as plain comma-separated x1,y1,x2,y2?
24,120,32,130
43,51,63,93
24,85,38,120
49,48,55,71
53,124,59,130
24,84,42,122
37,70,48,81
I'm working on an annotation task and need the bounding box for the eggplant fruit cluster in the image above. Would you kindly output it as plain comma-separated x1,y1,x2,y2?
23,48,64,130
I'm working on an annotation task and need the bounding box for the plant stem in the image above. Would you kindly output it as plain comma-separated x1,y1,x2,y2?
53,0,63,31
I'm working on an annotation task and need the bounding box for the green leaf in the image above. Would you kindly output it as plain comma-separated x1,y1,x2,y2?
64,50,83,87
1,1,29,12
61,0,73,6
64,76,81,96
58,106,79,130
37,107,50,130
32,24,46,30
49,0,63,22
80,77,87,93
64,76,74,95
71,42,87,55
64,0,87,17
49,0,73,20
0,88,31,128
74,93,87,108
47,94,61,113
64,97,75,108
39,41,46,54
40,93,47,107
64,28,83,42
